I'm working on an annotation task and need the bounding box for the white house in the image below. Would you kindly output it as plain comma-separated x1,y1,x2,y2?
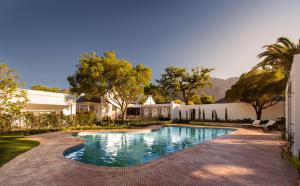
76,95,117,120
127,96,172,119
286,54,300,157
23,89,76,115
143,95,155,105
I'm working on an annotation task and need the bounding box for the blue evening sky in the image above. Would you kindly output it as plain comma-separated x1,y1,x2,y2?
0,0,299,88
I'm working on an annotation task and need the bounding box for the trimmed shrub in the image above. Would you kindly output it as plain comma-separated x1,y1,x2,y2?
179,110,182,121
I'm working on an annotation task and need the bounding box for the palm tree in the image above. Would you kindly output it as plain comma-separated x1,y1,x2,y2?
254,37,300,75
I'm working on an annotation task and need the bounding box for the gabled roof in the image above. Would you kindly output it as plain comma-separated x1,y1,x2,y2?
76,96,101,103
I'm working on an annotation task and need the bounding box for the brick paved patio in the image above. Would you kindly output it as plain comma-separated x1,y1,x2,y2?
0,125,298,186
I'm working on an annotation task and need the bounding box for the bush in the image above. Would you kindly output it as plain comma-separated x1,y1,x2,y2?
5,112,171,132
172,119,189,124
194,118,252,123
9,112,98,131
74,112,97,126
1,128,61,136
64,125,131,131
281,145,300,174
23,112,60,129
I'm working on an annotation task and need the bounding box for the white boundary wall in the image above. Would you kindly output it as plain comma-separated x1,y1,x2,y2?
286,54,300,157
170,101,284,121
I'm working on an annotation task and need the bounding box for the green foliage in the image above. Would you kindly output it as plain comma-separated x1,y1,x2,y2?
226,68,285,119
214,110,218,121
281,146,300,173
31,84,62,93
185,94,214,105
23,112,60,129
179,110,182,120
211,110,218,120
4,111,170,132
157,66,213,104
64,125,130,131
21,112,97,129
189,95,201,104
74,112,97,126
2,128,61,136
254,37,300,75
174,99,183,104
0,64,28,132
225,108,228,121
138,96,147,104
200,94,214,104
198,108,201,120
68,51,152,120
144,83,170,103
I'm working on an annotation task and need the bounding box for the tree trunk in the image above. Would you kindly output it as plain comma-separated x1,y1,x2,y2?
184,95,189,105
99,97,102,121
121,109,127,121
256,110,262,120
251,102,263,120
254,108,262,120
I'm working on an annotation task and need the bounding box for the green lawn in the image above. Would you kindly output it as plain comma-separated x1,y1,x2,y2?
0,135,40,166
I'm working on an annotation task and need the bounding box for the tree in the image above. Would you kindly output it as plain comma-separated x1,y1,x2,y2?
0,64,27,132
174,99,182,104
225,108,228,121
31,84,61,93
226,68,285,120
157,66,213,104
189,95,201,105
144,83,170,104
254,37,300,75
200,94,214,104
68,51,151,120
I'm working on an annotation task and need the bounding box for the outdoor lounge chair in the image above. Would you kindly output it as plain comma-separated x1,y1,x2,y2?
241,120,261,127
261,120,277,130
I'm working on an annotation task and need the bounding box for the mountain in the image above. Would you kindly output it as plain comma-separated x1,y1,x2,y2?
166,77,239,103
202,77,239,102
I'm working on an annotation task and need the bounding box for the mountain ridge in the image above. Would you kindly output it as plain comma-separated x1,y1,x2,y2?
202,77,239,101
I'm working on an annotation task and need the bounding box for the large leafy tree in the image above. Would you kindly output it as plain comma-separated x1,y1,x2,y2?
254,37,300,75
157,66,213,104
68,51,151,120
143,83,170,104
31,84,62,93
199,94,214,104
0,64,27,132
186,94,214,105
226,68,285,120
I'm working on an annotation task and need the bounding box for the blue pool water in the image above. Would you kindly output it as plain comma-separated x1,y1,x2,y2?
64,126,234,167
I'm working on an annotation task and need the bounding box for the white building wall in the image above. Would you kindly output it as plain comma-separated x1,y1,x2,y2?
286,54,300,157
23,90,76,115
171,102,284,121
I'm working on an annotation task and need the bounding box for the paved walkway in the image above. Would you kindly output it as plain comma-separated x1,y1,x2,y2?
0,125,298,186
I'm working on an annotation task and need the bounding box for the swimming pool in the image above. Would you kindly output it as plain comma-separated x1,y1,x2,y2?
64,126,234,167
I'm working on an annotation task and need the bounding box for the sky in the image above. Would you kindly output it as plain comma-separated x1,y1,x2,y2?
0,0,299,89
